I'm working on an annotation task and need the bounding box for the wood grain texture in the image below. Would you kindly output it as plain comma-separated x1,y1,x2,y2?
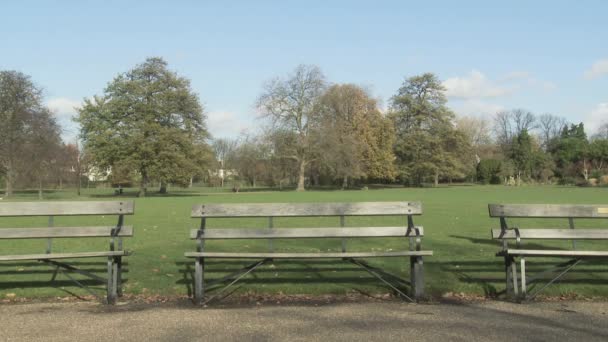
190,226,424,239
0,201,135,217
0,226,134,239
191,201,422,218
0,251,129,261
502,249,608,257
489,204,608,218
185,251,433,258
491,228,608,240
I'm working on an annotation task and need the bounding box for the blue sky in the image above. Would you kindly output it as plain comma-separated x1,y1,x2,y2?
2,0,607,141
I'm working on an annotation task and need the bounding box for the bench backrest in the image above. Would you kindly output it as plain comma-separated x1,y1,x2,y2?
190,201,423,243
0,201,134,217
489,204,608,247
0,201,134,241
192,202,421,218
489,204,608,219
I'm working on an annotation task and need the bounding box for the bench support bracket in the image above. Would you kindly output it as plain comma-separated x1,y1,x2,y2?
40,258,119,303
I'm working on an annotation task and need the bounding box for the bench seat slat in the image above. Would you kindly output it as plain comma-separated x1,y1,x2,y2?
0,201,134,217
489,204,608,218
491,228,608,240
192,202,422,218
501,249,608,258
0,226,134,239
0,251,129,262
190,226,424,239
185,251,432,258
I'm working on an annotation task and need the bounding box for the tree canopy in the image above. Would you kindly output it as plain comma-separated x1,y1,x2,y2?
76,57,211,196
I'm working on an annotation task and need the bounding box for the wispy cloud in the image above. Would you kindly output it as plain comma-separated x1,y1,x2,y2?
46,97,81,119
449,99,505,118
443,70,557,102
584,103,608,134
443,70,513,99
584,59,608,80
46,97,82,142
207,111,252,139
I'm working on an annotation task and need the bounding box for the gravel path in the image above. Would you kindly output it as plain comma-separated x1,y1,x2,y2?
1,300,608,341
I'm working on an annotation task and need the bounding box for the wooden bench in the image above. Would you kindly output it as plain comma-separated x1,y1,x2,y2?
489,203,608,300
185,201,432,304
0,201,134,304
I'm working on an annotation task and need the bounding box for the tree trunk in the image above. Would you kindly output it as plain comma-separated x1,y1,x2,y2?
189,177,194,188
434,169,439,187
4,160,13,197
159,180,168,194
38,177,43,200
342,175,348,190
583,159,589,181
77,171,81,196
296,158,306,191
139,172,148,197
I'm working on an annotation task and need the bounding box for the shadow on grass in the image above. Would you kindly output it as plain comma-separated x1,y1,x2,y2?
437,259,608,297
449,234,567,251
175,259,411,298
89,191,209,198
0,261,128,292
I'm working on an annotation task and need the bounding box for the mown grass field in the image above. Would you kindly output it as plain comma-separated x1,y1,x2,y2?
1,185,607,300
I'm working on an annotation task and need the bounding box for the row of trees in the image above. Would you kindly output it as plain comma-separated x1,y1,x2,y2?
0,71,84,198
219,67,608,189
2,58,608,196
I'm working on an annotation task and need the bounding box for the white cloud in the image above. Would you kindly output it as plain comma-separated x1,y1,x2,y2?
584,59,608,80
45,98,83,143
449,99,505,119
443,70,513,99
46,97,82,119
207,111,252,138
501,71,530,81
584,103,608,134
443,70,557,100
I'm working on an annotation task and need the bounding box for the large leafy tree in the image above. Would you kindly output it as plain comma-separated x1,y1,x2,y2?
318,84,396,188
390,73,472,186
24,108,62,199
0,71,46,197
549,123,589,180
76,57,210,196
257,65,326,191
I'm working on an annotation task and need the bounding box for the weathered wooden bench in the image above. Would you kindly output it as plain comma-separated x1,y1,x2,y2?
0,201,134,304
490,203,608,300
185,201,432,304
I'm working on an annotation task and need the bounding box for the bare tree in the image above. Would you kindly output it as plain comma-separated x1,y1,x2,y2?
538,113,567,150
512,109,537,134
593,121,608,140
256,65,326,191
456,116,493,147
493,109,537,150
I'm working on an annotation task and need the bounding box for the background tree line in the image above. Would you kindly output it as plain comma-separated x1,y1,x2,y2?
2,59,608,197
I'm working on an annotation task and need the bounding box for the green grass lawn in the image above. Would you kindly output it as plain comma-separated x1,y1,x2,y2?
1,185,607,300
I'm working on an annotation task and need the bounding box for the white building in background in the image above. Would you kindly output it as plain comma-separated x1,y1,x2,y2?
87,166,110,182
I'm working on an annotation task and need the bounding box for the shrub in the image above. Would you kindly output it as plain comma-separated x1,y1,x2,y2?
477,159,502,185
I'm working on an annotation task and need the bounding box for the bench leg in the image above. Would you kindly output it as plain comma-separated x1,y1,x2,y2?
505,256,520,300
410,256,424,300
107,256,118,304
194,257,204,305
520,258,526,299
116,256,123,297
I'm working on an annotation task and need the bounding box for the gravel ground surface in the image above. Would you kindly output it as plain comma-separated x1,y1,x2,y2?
1,299,608,341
